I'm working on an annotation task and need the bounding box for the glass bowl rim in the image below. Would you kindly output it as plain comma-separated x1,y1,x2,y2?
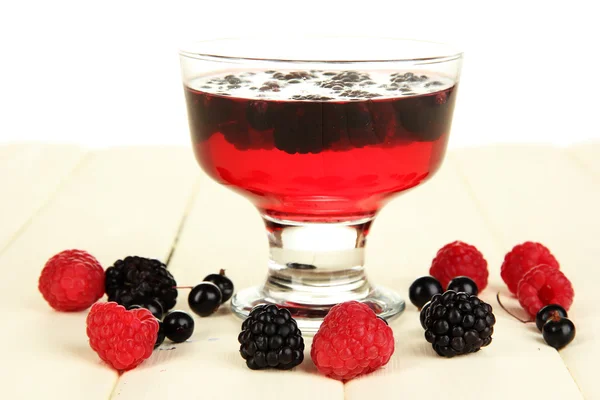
178,35,463,65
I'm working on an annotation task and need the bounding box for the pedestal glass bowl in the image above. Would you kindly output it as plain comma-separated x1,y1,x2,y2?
179,37,462,332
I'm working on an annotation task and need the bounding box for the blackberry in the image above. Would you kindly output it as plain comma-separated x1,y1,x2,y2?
273,102,323,154
238,304,304,370
420,301,431,329
246,100,273,131
423,291,495,358
105,256,177,311
394,87,456,142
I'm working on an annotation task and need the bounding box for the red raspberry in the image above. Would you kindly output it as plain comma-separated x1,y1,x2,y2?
517,264,574,317
501,242,559,294
429,241,488,291
86,302,158,371
310,301,394,381
38,249,105,311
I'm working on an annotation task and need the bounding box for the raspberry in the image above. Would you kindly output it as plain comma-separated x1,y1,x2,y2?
86,302,158,371
311,301,394,381
38,250,105,311
429,241,488,291
501,242,560,294
517,264,574,317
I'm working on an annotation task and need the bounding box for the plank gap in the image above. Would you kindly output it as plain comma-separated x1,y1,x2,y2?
0,150,90,258
165,178,202,267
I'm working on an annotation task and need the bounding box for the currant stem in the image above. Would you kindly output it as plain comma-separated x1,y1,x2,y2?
496,292,534,323
549,310,562,322
219,269,226,276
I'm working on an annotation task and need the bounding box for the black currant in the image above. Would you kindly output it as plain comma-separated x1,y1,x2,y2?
188,282,222,317
163,310,195,343
203,269,234,303
536,304,567,331
155,320,165,349
137,298,164,320
542,315,575,350
447,276,479,296
409,276,443,309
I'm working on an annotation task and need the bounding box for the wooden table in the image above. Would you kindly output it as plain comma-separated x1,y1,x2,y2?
1,143,598,399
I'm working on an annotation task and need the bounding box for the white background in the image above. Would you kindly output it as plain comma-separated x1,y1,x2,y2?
1,0,598,149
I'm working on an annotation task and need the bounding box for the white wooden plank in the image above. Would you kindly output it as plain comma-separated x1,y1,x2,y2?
453,145,598,399
0,143,84,252
0,146,198,400
569,142,600,177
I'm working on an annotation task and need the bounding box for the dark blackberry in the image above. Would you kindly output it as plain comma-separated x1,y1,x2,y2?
105,256,177,311
420,301,431,329
238,304,304,370
321,103,346,150
259,81,280,92
423,291,495,357
273,102,323,154
425,81,444,88
224,75,242,85
330,70,370,83
246,100,273,131
345,103,378,148
391,72,428,84
339,90,381,99
291,94,334,101
218,100,251,150
394,87,457,142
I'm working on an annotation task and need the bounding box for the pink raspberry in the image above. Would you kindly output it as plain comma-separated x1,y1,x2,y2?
429,241,489,291
311,301,394,381
86,302,158,371
517,264,574,317
38,249,105,311
501,242,560,294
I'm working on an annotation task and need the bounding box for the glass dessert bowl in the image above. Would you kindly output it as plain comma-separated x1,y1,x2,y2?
179,37,462,332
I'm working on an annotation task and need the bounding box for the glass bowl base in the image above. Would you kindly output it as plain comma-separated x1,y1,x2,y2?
231,285,405,334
